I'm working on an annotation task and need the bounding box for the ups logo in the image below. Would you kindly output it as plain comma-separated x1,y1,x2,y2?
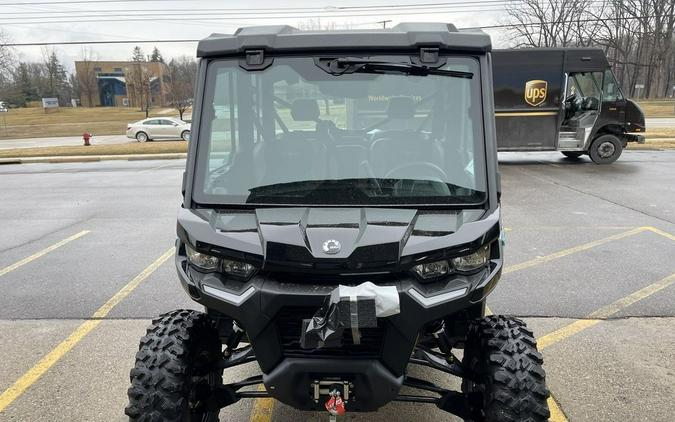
524,80,548,106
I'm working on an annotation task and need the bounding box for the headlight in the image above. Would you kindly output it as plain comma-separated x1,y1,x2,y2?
222,259,256,278
451,245,490,273
186,245,220,271
412,245,490,279
412,260,450,279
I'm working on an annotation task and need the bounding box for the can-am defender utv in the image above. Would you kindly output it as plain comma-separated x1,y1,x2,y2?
126,23,550,422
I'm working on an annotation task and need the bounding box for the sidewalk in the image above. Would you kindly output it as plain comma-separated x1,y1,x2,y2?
0,152,186,165
0,135,131,150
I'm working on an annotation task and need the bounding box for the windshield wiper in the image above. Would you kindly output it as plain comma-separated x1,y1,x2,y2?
323,58,473,79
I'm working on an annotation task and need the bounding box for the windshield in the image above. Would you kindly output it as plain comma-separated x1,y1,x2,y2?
193,55,486,206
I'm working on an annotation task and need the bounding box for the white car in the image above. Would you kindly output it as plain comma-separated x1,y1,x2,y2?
126,117,191,142
0,102,8,112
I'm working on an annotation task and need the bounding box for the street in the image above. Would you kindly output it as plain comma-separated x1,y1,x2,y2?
0,150,674,421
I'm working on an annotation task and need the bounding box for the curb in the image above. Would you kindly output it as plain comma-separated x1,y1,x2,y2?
0,153,187,165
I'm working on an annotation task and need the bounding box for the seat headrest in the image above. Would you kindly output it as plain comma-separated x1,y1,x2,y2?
291,99,320,121
387,97,416,119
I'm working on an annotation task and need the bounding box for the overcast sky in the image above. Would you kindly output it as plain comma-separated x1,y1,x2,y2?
0,0,508,71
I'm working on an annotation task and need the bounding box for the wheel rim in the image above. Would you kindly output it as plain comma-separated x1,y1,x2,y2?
183,132,190,141
137,133,147,142
597,141,616,158
187,348,220,419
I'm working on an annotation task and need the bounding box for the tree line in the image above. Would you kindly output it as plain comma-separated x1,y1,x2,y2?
504,0,675,98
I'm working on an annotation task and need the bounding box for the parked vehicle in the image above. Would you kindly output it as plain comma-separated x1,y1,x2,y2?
0,101,8,112
126,117,191,142
492,48,646,164
126,23,550,422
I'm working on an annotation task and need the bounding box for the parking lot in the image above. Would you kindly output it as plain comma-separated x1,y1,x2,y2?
0,150,674,422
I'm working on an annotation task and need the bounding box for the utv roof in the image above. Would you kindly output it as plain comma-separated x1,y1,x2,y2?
197,22,491,58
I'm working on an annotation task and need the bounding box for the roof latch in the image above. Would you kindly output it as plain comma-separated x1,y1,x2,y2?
419,48,439,64
246,49,265,66
240,49,273,71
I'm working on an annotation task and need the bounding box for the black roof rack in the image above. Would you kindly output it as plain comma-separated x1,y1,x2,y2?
197,22,491,58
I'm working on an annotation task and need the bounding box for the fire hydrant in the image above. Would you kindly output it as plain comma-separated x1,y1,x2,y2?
83,132,92,146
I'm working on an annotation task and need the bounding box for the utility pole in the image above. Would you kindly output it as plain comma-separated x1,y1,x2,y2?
378,20,392,29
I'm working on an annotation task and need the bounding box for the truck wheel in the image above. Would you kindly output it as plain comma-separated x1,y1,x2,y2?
126,309,223,422
462,315,550,422
589,134,622,164
561,151,583,159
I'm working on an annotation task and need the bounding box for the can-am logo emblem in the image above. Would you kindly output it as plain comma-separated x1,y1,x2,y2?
322,239,341,255
524,80,548,107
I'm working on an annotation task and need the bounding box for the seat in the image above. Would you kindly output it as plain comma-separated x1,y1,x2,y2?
368,97,443,178
265,99,328,183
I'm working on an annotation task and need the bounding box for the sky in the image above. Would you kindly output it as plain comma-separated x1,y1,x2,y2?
0,0,509,72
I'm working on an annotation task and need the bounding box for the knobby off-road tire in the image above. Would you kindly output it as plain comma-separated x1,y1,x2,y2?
462,315,550,422
126,309,223,422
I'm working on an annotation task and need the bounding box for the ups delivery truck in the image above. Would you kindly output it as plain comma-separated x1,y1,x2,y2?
492,48,646,164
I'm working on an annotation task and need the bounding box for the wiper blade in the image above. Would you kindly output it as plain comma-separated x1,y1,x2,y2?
324,58,473,79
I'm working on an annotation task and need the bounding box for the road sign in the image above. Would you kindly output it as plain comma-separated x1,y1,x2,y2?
42,98,59,108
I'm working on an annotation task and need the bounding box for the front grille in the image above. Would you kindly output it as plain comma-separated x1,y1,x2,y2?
276,307,385,358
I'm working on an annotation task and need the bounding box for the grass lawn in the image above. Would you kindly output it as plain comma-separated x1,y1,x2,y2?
636,100,675,118
0,106,189,140
0,141,188,159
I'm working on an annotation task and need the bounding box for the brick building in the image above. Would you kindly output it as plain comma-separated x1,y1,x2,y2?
74,60,169,108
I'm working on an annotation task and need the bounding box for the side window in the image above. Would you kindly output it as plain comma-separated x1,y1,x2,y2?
603,69,624,102
206,67,237,173
145,119,159,125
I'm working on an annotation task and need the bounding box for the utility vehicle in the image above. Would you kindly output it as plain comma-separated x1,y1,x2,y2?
126,23,550,421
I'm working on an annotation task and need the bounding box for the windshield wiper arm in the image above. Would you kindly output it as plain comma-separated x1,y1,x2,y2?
325,58,473,79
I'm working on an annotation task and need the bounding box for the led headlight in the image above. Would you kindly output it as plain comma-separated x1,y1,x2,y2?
185,245,220,271
413,260,450,279
222,259,256,278
451,245,490,273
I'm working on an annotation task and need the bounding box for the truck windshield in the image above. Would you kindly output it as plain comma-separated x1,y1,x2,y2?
193,56,486,206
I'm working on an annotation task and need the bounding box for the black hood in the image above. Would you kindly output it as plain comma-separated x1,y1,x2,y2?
178,207,495,272
625,99,646,132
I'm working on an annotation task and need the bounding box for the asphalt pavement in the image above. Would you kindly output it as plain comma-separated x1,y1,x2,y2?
0,150,674,421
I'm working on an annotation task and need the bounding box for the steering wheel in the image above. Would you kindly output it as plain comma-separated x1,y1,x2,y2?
384,161,448,181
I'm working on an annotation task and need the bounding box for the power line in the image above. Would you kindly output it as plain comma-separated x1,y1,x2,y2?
2,14,661,47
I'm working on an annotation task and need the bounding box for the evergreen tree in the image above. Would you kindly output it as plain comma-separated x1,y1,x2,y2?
150,47,164,63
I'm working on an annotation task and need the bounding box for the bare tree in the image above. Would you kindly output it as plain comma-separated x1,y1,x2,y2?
129,46,155,116
167,56,197,120
504,0,595,47
77,47,99,107
0,30,15,85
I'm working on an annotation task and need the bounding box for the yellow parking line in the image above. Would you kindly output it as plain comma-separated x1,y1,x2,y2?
537,271,675,352
503,227,647,274
548,394,569,422
0,230,90,278
644,226,675,242
249,385,275,422
0,247,174,413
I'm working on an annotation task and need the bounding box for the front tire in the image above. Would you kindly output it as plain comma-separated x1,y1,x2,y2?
126,309,223,422
462,315,550,422
589,134,622,164
181,130,191,141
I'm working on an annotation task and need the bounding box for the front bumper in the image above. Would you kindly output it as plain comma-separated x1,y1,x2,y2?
175,244,502,411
